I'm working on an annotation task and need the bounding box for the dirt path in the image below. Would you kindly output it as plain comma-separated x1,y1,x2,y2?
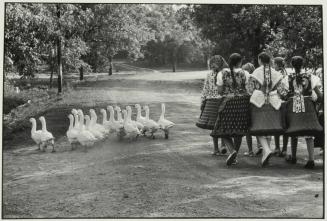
2,70,324,218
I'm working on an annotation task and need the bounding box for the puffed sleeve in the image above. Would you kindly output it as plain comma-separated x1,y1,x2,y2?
247,76,258,95
216,71,223,86
276,76,289,100
311,74,322,90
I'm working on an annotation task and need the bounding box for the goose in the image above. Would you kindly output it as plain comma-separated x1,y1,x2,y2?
157,103,175,139
122,109,141,140
126,106,144,132
39,116,55,152
100,108,111,129
135,104,148,135
143,105,160,139
114,106,124,124
67,114,79,150
89,109,109,136
107,106,123,132
29,118,43,150
85,114,105,140
76,110,96,148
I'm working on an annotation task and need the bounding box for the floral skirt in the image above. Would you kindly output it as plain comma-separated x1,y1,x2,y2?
196,98,223,130
249,103,286,136
285,97,323,137
210,95,250,138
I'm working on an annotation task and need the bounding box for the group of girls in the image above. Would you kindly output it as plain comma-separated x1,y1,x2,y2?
196,52,323,169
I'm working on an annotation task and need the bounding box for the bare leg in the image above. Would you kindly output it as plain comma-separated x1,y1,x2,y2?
282,135,289,152
165,130,169,139
234,136,243,152
52,144,56,153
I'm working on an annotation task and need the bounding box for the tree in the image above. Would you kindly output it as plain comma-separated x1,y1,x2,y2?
84,4,154,75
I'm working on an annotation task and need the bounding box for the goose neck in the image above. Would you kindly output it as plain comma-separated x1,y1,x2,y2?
31,120,36,133
40,118,47,132
102,111,107,124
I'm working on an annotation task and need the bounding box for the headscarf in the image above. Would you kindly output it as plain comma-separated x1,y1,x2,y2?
209,55,229,73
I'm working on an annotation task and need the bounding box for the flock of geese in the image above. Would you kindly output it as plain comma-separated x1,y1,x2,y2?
29,103,175,152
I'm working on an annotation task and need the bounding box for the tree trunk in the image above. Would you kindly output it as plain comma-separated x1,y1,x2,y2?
49,66,54,88
172,59,176,72
108,56,113,76
79,66,84,80
57,4,63,94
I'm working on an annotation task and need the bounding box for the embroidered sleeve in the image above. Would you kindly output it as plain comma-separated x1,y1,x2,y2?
247,77,260,95
276,77,289,100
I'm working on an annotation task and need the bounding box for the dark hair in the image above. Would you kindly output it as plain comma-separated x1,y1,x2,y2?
228,53,242,88
258,52,272,89
242,62,255,74
291,56,304,85
209,55,229,85
274,57,287,75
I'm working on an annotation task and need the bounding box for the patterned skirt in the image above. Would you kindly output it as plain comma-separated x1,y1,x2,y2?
285,97,323,137
196,98,223,130
249,103,286,136
210,95,250,138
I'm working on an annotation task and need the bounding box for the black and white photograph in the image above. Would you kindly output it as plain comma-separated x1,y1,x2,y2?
1,0,325,218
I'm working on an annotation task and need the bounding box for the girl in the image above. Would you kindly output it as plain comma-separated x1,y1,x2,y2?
211,53,251,166
196,55,229,155
247,52,289,166
273,57,290,157
285,56,323,169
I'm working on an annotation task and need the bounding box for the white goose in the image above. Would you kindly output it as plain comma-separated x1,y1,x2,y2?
122,109,141,140
107,106,124,133
29,118,43,150
89,109,109,136
158,103,175,139
126,106,144,132
85,114,105,140
143,105,160,139
39,116,55,152
67,114,79,149
114,106,124,124
100,108,111,130
135,104,148,135
76,110,96,147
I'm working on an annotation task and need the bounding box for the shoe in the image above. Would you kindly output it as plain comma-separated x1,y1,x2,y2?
278,150,286,157
273,149,281,156
244,151,254,157
212,151,220,156
221,147,227,155
232,158,238,165
261,150,273,167
285,155,297,164
255,148,263,156
304,160,315,169
226,151,237,166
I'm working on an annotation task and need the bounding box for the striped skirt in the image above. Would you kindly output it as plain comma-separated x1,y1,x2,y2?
196,98,223,130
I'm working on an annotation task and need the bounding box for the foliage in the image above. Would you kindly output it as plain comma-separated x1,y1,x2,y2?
192,5,322,68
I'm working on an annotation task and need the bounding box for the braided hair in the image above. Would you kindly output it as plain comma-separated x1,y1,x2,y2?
228,53,242,89
291,56,304,85
209,55,229,85
258,52,272,89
